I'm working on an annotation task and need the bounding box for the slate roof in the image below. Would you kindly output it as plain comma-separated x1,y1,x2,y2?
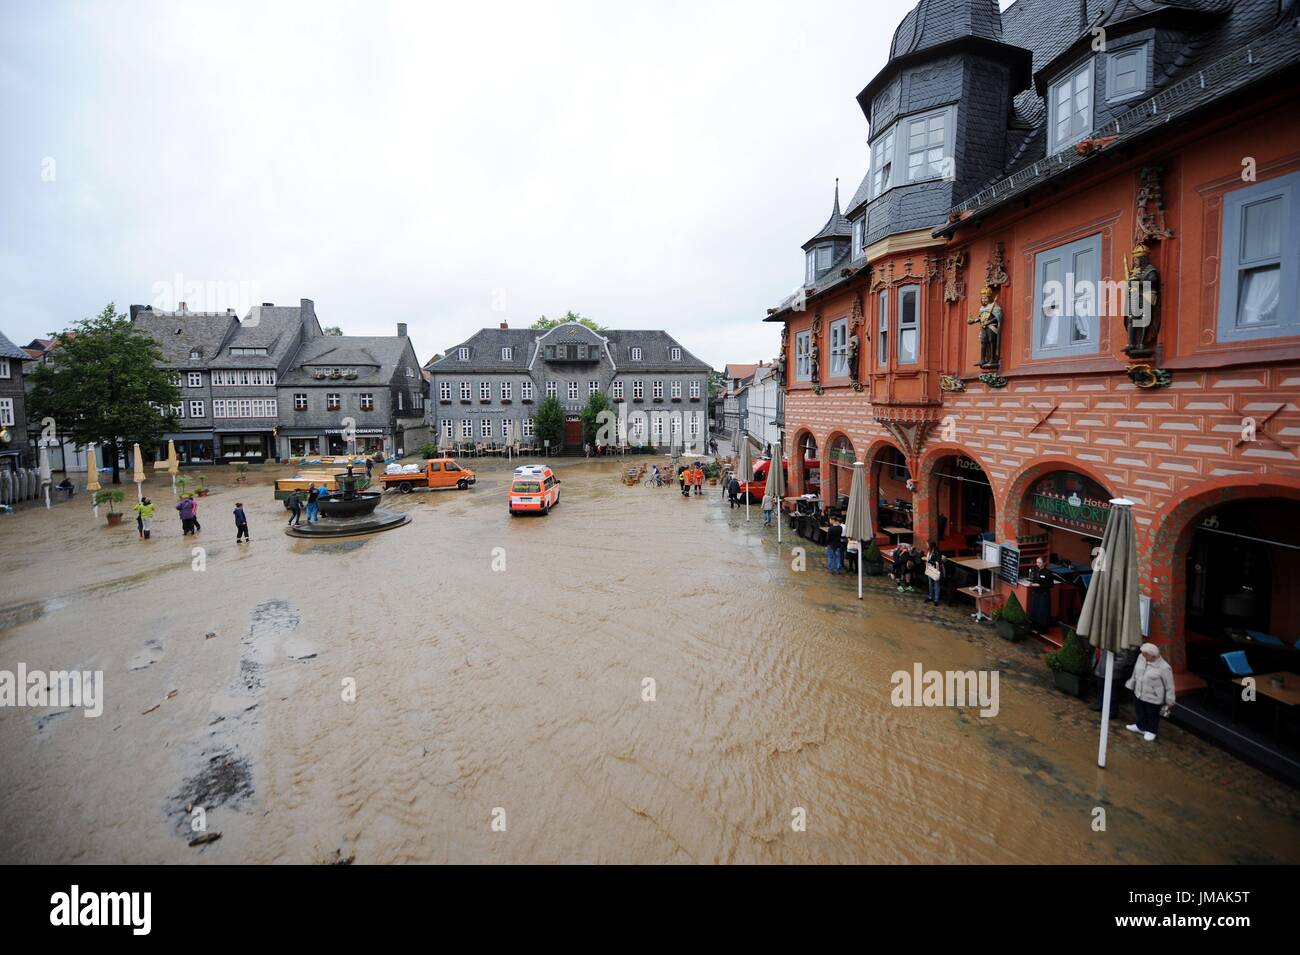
0,329,29,361
604,330,711,373
803,182,852,250
428,325,711,374
132,308,239,366
279,335,416,386
218,304,313,367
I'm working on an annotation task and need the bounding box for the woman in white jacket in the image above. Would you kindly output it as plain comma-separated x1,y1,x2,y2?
1125,642,1176,741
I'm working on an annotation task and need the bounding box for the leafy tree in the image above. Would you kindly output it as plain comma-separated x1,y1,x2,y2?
529,310,605,332
580,391,610,446
27,303,180,484
534,395,565,450
708,369,725,400
323,326,343,336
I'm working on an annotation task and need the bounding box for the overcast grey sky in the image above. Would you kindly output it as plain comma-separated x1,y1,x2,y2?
1,0,932,369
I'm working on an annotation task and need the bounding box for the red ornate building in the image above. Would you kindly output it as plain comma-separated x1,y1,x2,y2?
767,0,1300,691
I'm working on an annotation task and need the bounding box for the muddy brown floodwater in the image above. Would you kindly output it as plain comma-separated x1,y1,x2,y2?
1,456,1297,863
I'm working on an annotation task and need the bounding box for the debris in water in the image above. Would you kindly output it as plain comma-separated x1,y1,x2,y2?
189,832,222,847
205,631,217,640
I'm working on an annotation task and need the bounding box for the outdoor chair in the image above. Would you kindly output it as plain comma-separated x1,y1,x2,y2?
1221,650,1253,677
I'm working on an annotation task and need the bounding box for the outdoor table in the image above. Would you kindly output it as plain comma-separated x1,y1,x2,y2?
881,525,913,544
947,556,1000,622
1231,672,1300,740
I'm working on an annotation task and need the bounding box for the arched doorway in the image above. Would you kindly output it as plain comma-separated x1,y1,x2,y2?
1150,477,1300,675
790,430,820,498
871,444,913,534
825,434,855,509
926,451,995,553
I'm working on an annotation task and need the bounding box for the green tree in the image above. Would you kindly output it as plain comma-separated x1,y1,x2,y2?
322,325,343,336
580,391,610,447
27,303,180,484
529,310,605,332
708,369,724,400
534,395,565,451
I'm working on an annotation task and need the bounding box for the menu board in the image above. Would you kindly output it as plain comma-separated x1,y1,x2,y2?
999,542,1021,584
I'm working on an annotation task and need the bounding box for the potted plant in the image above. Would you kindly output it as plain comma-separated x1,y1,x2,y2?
992,592,1031,642
194,473,210,497
420,443,441,459
234,463,250,485
1047,627,1092,697
175,475,193,498
96,488,125,525
862,539,884,576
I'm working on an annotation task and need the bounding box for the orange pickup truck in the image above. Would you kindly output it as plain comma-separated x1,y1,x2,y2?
378,457,476,494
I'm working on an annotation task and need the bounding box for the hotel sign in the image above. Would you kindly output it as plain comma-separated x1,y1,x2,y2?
1027,470,1112,537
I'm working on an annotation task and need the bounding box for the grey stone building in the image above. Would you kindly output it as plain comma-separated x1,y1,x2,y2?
427,321,711,452
0,329,30,470
276,323,426,459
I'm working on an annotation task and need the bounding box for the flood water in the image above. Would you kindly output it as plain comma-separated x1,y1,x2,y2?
1,456,1297,863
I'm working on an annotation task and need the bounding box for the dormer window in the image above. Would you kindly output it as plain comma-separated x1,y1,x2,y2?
670,347,681,361
189,349,201,360
457,347,470,360
1049,60,1093,154
851,217,865,259
1106,44,1148,103
870,129,894,199
630,347,642,361
905,111,948,182
500,347,512,360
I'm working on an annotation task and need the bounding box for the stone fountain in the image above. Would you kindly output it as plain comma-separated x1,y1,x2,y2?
285,466,410,538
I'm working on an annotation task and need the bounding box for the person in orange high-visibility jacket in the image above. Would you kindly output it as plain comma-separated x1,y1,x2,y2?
691,464,704,496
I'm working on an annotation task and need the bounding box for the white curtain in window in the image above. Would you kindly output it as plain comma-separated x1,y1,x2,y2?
1238,266,1281,327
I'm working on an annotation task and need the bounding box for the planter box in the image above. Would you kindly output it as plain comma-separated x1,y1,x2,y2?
1052,670,1089,697
995,619,1030,643
863,562,884,576
106,513,124,526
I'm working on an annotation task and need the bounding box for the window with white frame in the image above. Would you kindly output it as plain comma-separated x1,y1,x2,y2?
189,400,204,417
521,380,533,401
795,330,811,380
689,380,700,399
0,397,15,425
229,347,268,356
652,380,663,399
522,417,534,437
397,391,403,412
414,391,423,409
1049,60,1093,154
612,380,624,399
460,381,471,400
238,399,252,418
326,393,342,411
567,381,579,400
294,393,307,410
443,419,454,440
670,347,681,361
906,111,948,182
1034,233,1102,357
1218,172,1299,342
502,381,512,401
360,393,374,411
501,347,512,360
170,373,182,388
212,399,226,417
589,380,599,395
870,128,895,198
458,347,470,360
546,380,557,398
630,347,642,361
169,403,184,418
1106,44,1147,102
461,419,473,437
878,290,889,365
829,318,848,376
480,418,492,438
851,217,866,258
189,349,200,360
479,381,491,401
689,412,699,437
187,372,202,388
439,381,451,400
633,380,644,400
667,380,679,399
897,287,919,364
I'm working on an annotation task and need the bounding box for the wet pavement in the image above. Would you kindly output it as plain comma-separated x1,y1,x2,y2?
0,456,1297,863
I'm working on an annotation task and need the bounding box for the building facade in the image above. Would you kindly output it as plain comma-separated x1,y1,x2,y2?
427,322,711,452
0,330,30,470
766,0,1300,687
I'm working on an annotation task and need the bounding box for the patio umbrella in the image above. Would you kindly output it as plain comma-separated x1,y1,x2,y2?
38,444,51,509
843,460,873,600
765,445,787,546
737,438,753,523
1075,498,1142,769
85,447,101,517
167,440,179,494
131,443,146,502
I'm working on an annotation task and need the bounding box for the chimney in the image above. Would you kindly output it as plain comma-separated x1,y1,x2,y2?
499,321,508,330
262,302,274,307
178,301,188,313
397,322,408,337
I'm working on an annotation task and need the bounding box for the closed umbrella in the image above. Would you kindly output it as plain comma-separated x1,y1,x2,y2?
38,444,51,509
765,445,787,546
1075,498,1142,769
167,440,179,494
85,447,101,518
843,460,873,600
737,438,753,523
132,442,146,502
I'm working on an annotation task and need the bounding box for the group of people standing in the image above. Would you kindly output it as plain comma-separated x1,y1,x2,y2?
128,493,216,541
285,484,326,526
676,463,706,497
885,540,945,604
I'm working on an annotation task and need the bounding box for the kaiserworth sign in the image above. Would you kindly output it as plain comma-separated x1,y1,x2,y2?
1026,470,1112,538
